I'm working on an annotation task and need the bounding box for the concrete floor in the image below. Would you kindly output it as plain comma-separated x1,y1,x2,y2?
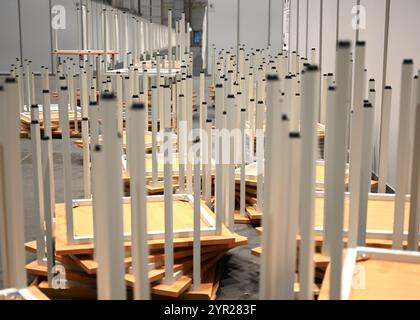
0,76,261,299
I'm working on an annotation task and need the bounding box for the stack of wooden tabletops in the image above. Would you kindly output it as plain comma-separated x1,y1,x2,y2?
24,198,247,300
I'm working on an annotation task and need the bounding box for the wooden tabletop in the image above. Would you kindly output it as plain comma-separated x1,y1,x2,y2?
53,50,119,55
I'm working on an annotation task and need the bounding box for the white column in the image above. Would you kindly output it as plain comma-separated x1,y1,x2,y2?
224,95,235,231
180,13,185,61
175,21,180,62
320,74,328,124
116,74,124,134
298,64,320,300
239,107,246,217
219,110,228,231
393,60,414,250
97,92,126,300
143,71,149,131
199,71,206,135
378,86,392,193
357,99,375,247
130,102,150,300
193,138,201,290
310,48,316,65
30,105,46,265
172,79,178,131
164,85,171,129
260,75,286,299
178,93,186,193
272,112,291,299
81,70,91,198
285,132,301,298
58,85,74,244
249,97,255,162
204,119,212,206
0,79,27,289
186,24,191,58
133,18,139,66
211,46,216,87
324,42,351,300
186,75,194,193
25,60,33,108
17,64,24,113
157,56,163,124
255,101,265,213
42,88,56,215
408,74,420,251
348,42,366,248
168,9,173,72
163,128,175,285
215,83,224,235
151,85,159,185
41,136,55,286
322,86,337,255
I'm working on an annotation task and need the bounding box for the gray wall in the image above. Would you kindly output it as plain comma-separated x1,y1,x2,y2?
0,0,81,73
208,0,420,190
386,0,420,188
0,0,21,73
207,0,237,58
207,0,284,74
0,0,173,73
293,0,420,189
239,0,270,50
21,0,54,70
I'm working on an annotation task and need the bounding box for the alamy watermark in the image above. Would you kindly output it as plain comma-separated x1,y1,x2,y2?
51,5,66,30
352,5,366,30
352,264,366,290
51,265,67,289
157,121,264,173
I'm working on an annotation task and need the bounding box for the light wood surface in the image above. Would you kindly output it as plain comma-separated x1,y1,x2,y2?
246,205,262,221
25,200,245,255
72,200,210,238
25,286,50,300
246,196,411,234
235,162,346,189
74,131,178,153
152,275,192,298
25,260,97,286
53,50,119,55
70,244,233,274
313,196,411,232
37,280,97,300
181,264,219,300
319,258,420,300
234,211,251,224
350,259,420,300
251,246,330,267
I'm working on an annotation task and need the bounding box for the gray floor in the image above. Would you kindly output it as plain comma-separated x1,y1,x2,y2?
0,77,261,299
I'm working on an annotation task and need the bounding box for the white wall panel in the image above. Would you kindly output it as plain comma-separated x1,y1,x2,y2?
297,0,308,57
0,0,20,73
91,1,102,50
239,0,269,50
321,0,338,75
289,0,298,53
359,0,387,176
307,0,321,65
338,0,356,43
208,0,238,73
51,0,80,51
386,0,420,188
269,0,284,53
20,0,52,72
